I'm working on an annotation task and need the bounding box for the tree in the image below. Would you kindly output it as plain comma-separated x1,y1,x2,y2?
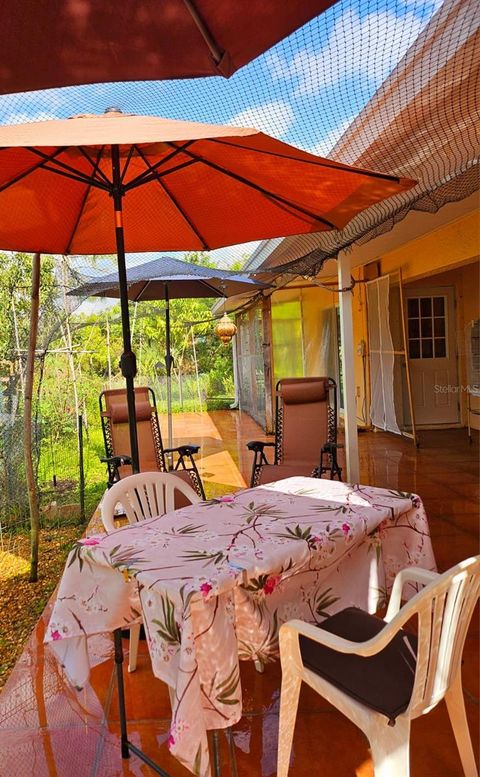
24,253,41,581
0,253,57,530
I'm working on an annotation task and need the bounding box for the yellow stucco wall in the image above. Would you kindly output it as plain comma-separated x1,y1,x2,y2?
360,213,479,429
380,211,478,282
273,206,479,431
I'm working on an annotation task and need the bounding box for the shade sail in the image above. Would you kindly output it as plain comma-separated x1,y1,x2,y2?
71,255,269,300
0,111,415,255
0,0,337,93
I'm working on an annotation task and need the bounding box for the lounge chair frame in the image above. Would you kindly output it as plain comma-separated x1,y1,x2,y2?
247,377,342,487
99,386,205,498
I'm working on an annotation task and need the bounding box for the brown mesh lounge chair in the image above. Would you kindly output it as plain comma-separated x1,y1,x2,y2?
100,386,205,499
247,377,342,487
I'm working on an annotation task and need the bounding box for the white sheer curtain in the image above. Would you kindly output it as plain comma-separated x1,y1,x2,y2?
367,276,400,434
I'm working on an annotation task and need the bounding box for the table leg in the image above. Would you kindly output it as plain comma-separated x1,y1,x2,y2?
113,628,173,776
114,628,130,760
227,728,239,777
212,730,221,777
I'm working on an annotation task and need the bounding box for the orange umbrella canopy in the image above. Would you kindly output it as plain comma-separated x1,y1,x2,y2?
0,110,415,255
1,0,337,93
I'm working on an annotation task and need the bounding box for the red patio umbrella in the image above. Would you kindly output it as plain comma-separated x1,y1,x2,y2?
0,109,415,469
1,0,338,93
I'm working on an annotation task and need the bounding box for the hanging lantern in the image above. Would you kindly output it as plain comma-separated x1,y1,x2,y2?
215,313,237,344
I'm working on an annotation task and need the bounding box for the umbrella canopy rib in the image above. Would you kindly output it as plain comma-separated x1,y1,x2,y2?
165,141,338,230
135,145,209,249
156,159,198,179
125,141,196,191
126,157,198,193
182,0,225,65
78,146,112,188
65,148,107,255
209,138,403,183
27,148,110,191
133,280,152,302
0,147,69,193
119,146,138,186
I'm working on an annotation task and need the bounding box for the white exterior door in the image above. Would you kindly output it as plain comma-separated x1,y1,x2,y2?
404,286,460,426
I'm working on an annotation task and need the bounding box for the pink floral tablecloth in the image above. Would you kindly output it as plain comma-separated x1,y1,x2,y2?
45,476,436,776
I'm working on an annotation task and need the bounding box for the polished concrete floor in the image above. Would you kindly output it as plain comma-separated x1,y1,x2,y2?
0,411,478,776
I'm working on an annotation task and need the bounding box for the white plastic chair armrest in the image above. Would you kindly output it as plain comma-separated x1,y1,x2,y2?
100,501,117,533
280,617,406,660
385,567,439,621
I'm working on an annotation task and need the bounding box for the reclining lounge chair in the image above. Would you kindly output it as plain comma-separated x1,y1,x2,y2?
100,386,205,500
247,377,342,487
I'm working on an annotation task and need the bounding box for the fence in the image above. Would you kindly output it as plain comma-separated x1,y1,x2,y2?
0,408,102,558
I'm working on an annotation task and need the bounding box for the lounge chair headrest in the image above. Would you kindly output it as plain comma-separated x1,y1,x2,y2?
280,380,328,405
109,400,153,423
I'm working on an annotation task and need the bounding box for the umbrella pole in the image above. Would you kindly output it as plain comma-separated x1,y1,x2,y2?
165,283,174,453
111,144,139,473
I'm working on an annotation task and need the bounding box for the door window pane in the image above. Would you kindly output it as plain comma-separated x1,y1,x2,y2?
408,298,419,317
420,297,432,316
433,297,445,316
421,318,432,337
434,317,445,336
408,318,419,338
422,339,433,358
409,339,420,359
434,338,446,358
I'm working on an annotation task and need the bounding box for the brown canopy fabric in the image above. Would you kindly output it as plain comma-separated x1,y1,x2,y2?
0,0,337,94
0,111,415,255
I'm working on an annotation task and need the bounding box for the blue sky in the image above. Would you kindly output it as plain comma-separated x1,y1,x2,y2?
0,0,442,270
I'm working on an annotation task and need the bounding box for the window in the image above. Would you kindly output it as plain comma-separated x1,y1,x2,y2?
407,295,447,359
272,299,303,382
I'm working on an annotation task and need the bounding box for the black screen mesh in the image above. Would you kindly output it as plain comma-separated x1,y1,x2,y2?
0,0,477,275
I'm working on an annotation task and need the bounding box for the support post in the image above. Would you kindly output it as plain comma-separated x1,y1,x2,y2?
111,144,139,473
338,251,360,483
262,295,275,434
78,414,85,524
25,251,41,582
229,333,239,409
164,283,174,450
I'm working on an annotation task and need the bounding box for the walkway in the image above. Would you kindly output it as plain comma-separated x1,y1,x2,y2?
0,412,478,776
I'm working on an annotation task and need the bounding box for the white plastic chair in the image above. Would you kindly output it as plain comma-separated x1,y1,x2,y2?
277,556,480,777
101,471,201,672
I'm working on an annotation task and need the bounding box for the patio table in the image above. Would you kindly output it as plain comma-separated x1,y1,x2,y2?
45,476,436,777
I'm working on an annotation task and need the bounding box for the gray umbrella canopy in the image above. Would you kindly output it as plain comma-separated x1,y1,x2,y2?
71,255,269,301
71,255,268,446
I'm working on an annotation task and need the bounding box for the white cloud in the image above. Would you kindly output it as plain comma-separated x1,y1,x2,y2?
266,8,425,97
4,110,58,124
228,100,294,139
264,51,292,81
310,118,354,157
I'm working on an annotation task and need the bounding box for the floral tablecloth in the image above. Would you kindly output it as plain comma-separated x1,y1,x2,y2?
45,476,436,776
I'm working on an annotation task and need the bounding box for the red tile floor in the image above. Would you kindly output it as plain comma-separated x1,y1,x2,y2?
0,411,478,776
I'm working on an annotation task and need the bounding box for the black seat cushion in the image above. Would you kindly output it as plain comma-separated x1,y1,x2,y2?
299,607,417,722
